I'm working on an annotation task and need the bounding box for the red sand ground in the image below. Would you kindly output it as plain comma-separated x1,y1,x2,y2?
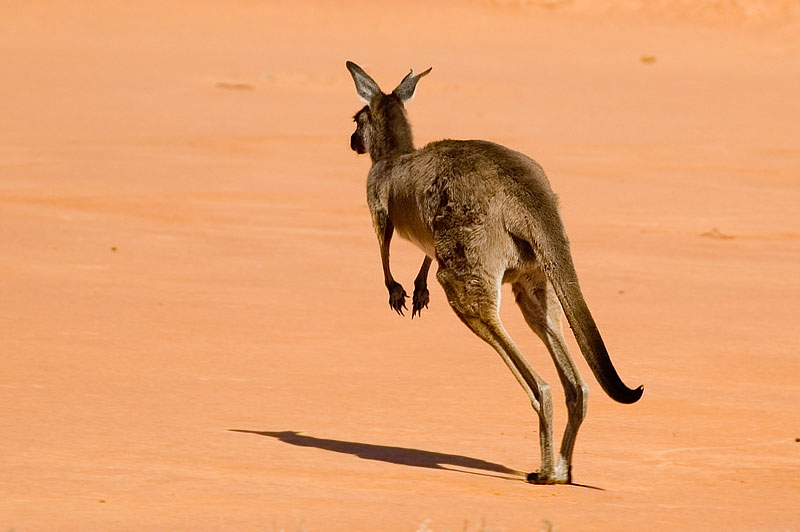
2,1,799,530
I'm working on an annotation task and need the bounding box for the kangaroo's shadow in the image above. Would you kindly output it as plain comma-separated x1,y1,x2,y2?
229,429,528,482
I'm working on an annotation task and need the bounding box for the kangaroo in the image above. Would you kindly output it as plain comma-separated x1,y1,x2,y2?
346,61,643,484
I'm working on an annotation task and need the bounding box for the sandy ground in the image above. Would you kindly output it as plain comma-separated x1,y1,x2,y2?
2,1,799,530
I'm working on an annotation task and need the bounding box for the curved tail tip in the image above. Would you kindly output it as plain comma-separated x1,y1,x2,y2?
618,385,644,404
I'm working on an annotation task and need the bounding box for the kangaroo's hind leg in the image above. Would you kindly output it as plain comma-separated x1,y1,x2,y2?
512,274,589,483
436,266,562,484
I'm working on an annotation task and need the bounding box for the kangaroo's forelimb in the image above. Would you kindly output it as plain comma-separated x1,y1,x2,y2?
374,211,408,315
412,255,433,319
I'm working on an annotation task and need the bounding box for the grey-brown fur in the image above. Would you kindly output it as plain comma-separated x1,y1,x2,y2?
346,61,643,484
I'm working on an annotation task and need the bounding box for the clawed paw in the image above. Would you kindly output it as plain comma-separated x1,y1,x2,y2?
412,286,429,319
387,283,408,316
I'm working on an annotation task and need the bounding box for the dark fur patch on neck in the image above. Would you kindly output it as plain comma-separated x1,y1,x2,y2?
370,94,414,161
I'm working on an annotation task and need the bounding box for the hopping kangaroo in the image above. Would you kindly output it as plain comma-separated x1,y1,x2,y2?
346,61,643,484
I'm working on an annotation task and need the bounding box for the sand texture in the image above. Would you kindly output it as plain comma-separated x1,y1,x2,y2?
2,1,799,530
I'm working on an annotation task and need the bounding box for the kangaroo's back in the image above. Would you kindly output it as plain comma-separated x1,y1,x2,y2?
379,139,561,235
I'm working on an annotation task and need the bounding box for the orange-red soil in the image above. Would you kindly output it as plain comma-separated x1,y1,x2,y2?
2,1,799,530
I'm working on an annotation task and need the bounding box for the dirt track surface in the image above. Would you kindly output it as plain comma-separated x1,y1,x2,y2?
2,1,799,530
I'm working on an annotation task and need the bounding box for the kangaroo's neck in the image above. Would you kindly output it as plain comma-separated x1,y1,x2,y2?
369,96,415,163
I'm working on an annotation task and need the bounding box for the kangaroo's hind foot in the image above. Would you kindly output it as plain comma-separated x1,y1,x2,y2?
526,462,571,484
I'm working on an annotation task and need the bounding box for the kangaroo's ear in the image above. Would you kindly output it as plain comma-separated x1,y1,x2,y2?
346,61,382,105
392,66,432,103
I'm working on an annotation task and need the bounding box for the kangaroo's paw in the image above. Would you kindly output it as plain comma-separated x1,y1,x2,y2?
387,282,408,316
411,286,429,319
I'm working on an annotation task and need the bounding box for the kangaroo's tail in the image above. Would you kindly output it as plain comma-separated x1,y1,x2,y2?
515,209,643,404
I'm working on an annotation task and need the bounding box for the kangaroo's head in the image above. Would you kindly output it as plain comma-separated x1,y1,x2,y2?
346,61,431,162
